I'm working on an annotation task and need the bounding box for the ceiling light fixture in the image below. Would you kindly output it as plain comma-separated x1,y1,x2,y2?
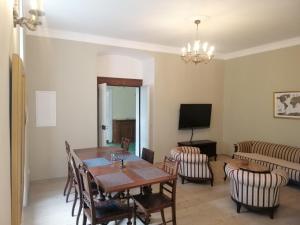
181,19,215,64
13,4,45,31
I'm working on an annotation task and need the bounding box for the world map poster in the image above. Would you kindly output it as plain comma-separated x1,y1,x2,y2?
274,91,300,119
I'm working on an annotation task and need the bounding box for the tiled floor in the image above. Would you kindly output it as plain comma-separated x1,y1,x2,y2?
22,155,300,225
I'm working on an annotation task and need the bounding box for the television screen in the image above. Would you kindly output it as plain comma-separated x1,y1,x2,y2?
179,104,212,129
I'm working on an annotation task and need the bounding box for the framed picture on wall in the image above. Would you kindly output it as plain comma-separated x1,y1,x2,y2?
274,91,300,119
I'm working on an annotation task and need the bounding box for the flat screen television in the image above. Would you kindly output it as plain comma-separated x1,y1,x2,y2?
178,104,212,129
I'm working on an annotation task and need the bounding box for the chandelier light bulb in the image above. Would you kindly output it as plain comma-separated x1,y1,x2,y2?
208,46,215,55
187,43,191,53
202,42,208,52
193,40,200,52
181,47,187,56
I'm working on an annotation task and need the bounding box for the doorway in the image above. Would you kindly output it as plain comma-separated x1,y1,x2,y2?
97,77,150,156
106,86,137,153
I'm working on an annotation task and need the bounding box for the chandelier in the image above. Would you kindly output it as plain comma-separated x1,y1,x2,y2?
181,19,215,64
13,0,45,31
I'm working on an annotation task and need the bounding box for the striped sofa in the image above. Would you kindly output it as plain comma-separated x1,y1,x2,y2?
233,141,300,183
170,146,213,186
225,163,288,218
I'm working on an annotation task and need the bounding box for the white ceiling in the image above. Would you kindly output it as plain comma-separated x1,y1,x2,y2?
26,0,300,55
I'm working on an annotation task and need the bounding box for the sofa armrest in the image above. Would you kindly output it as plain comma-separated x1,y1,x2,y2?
224,163,237,179
271,169,289,186
234,144,238,153
234,141,253,153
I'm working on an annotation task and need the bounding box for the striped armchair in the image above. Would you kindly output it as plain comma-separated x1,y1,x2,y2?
233,141,300,183
170,146,213,186
225,163,288,219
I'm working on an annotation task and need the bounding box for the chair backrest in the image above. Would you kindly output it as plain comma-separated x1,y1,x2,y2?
65,141,73,174
69,153,81,193
121,137,130,151
228,167,288,208
79,164,96,219
141,148,154,164
160,156,179,201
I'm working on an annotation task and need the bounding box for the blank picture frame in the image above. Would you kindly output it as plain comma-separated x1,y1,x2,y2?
36,91,56,127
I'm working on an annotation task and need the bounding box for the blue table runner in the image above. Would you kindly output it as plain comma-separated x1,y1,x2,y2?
83,157,112,168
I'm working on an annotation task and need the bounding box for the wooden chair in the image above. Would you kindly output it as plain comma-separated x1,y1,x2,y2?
69,154,101,225
140,148,155,195
79,165,133,225
69,155,83,224
121,137,131,151
64,141,74,202
133,156,179,225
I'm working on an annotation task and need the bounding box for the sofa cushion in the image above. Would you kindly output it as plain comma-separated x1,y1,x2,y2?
251,141,300,163
234,152,300,182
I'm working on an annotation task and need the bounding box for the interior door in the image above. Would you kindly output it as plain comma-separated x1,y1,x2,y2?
140,86,150,152
98,83,108,146
11,54,26,225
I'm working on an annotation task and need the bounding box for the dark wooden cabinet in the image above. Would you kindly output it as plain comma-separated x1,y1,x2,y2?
178,140,217,160
112,119,135,143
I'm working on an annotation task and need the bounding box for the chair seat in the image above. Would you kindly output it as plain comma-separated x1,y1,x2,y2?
85,199,132,222
133,193,173,213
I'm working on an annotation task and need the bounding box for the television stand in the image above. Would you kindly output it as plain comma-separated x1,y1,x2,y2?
178,140,217,161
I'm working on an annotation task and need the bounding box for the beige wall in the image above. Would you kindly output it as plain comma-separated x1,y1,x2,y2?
25,35,300,181
223,46,300,154
153,53,225,161
26,36,225,180
26,37,99,180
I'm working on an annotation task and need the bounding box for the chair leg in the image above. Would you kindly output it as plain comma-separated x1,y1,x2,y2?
72,190,78,216
160,209,166,225
127,217,132,225
181,176,185,184
144,215,150,225
133,202,137,225
172,204,177,225
76,203,82,225
66,179,73,203
63,175,71,196
82,214,87,225
270,208,275,219
236,202,241,213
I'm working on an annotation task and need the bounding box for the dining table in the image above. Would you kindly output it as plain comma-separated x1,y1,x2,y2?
73,146,176,193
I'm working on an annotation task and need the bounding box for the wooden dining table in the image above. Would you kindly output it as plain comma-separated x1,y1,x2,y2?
73,146,175,193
